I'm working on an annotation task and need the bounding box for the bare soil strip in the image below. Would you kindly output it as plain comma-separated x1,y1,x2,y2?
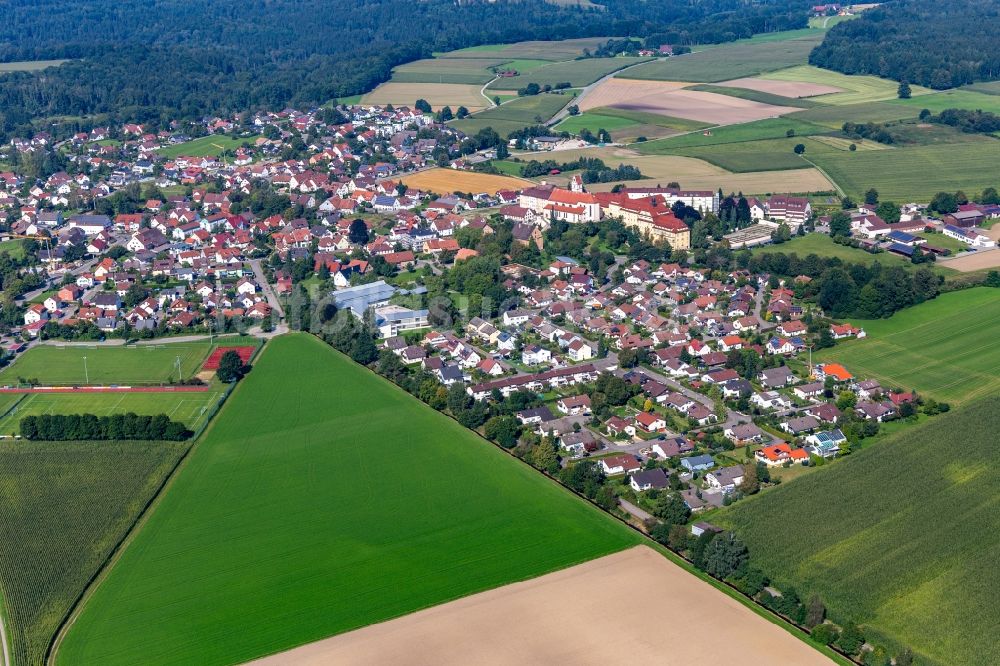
937,248,1000,272
720,77,844,98
579,79,797,125
247,546,832,666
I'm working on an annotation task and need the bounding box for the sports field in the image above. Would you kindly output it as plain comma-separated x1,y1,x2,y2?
57,334,641,665
157,135,257,159
0,342,217,385
716,395,1000,666
0,389,225,435
0,439,188,666
813,288,1000,404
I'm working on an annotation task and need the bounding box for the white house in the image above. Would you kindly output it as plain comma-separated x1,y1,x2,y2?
521,344,552,366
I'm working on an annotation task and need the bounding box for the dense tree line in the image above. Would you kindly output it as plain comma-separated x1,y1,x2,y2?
744,251,940,319
841,121,895,145
21,412,192,440
810,0,1000,89
928,108,1000,134
0,0,816,140
519,157,641,183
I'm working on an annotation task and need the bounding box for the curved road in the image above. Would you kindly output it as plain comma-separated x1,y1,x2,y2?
547,57,660,127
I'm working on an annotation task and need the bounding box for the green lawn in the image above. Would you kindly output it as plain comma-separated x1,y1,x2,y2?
58,334,640,665
753,233,953,272
636,117,828,153
760,65,931,106
489,57,652,91
888,88,1000,115
807,140,1000,201
0,439,188,666
0,389,226,435
813,287,1000,404
555,111,643,134
715,395,1000,666
0,342,222,385
619,34,823,83
585,106,712,131
157,134,258,159
0,239,26,259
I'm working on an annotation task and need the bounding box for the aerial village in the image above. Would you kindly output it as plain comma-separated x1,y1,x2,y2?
0,102,976,520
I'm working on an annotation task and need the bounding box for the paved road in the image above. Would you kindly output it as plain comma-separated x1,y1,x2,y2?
753,285,776,332
248,259,285,319
547,57,665,126
619,498,653,522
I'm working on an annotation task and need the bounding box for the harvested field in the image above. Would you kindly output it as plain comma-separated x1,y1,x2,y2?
579,79,797,125
362,82,486,111
720,77,844,98
761,66,930,105
936,248,1000,272
249,546,833,666
520,146,833,194
391,58,504,85
399,168,530,195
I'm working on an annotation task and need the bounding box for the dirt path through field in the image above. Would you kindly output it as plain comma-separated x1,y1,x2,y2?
247,545,832,666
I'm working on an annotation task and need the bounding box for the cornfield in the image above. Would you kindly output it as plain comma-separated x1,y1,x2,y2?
0,440,187,665
715,396,1000,666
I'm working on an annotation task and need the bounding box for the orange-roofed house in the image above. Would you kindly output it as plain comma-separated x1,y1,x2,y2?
755,443,808,467
815,363,853,382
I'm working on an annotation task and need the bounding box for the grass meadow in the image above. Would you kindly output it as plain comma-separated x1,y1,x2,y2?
668,137,814,172
157,135,258,159
636,117,827,153
619,35,823,83
760,65,930,105
0,439,188,666
888,88,1000,115
716,395,1000,666
57,334,640,665
451,92,573,137
813,287,1000,404
0,342,218,385
489,57,651,91
807,140,1000,200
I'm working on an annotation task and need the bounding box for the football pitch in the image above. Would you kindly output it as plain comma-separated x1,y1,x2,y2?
0,390,225,435
0,338,256,386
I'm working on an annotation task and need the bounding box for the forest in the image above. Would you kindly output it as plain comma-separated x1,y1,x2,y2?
0,0,814,141
809,0,1000,88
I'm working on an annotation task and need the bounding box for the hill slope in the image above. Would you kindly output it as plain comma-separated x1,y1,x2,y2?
716,396,1000,665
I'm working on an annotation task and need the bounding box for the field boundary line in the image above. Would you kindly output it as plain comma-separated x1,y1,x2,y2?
314,333,853,666
47,336,276,666
801,155,845,197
